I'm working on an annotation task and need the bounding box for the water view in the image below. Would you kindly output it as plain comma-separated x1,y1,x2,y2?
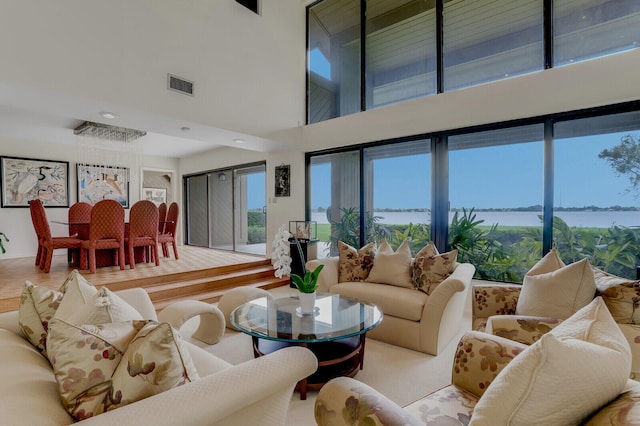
312,210,639,228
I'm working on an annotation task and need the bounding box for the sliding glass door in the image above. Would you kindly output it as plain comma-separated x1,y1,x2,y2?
185,162,266,256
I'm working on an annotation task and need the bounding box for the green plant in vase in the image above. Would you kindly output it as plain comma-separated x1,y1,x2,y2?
0,232,9,254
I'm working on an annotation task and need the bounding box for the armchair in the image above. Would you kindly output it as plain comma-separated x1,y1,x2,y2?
316,329,640,426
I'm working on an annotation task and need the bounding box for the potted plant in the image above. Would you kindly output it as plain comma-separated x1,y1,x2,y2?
0,232,9,254
290,237,324,314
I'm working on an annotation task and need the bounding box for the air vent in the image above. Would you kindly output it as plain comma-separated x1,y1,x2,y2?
167,74,194,96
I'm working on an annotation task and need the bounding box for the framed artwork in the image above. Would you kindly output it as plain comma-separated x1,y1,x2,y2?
275,164,290,197
142,187,167,206
1,156,69,207
77,164,130,208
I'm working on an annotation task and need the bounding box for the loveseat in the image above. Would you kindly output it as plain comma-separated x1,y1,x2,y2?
0,279,317,425
307,240,475,355
315,298,640,425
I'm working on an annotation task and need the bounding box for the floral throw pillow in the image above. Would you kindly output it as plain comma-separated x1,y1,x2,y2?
338,241,377,282
47,319,199,421
18,269,94,356
412,242,458,294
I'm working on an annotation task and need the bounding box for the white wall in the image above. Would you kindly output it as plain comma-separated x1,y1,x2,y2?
0,136,178,259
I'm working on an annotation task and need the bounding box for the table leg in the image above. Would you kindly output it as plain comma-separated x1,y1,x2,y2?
359,333,366,370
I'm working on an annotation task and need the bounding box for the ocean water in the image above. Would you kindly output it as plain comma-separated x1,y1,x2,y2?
312,210,639,228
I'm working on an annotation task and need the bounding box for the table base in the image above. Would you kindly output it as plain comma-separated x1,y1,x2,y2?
252,334,367,400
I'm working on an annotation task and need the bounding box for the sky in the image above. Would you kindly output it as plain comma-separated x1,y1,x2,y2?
308,132,640,210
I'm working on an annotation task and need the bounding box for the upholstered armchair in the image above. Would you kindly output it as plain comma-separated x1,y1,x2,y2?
316,299,640,426
472,271,640,379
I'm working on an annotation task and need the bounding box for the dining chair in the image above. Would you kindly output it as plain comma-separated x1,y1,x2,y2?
126,200,160,269
158,202,167,234
67,202,92,264
158,201,179,260
29,200,46,267
80,199,126,274
29,199,84,273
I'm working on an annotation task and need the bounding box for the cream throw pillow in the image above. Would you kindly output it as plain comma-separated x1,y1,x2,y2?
338,241,377,282
54,270,98,322
365,240,413,288
64,287,143,325
471,297,631,425
516,252,596,319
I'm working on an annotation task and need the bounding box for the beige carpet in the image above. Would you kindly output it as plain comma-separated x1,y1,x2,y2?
181,286,474,425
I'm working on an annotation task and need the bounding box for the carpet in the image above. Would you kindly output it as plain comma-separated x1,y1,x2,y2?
180,286,473,425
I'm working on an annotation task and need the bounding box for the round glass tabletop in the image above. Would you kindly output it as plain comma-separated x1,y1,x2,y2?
230,293,383,343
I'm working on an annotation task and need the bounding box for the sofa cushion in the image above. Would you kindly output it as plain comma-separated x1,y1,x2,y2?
412,242,458,295
365,239,413,288
592,266,640,324
0,328,74,425
47,319,199,420
64,287,144,325
54,270,98,322
404,384,477,424
331,282,428,321
338,241,377,282
516,253,596,319
471,297,631,425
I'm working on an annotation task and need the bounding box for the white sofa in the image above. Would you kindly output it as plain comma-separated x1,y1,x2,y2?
306,257,476,355
0,287,317,426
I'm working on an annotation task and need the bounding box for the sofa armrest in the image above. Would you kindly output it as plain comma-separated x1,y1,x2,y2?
157,300,226,345
452,331,527,398
472,283,522,331
307,257,340,293
486,315,563,345
77,346,318,426
315,376,421,426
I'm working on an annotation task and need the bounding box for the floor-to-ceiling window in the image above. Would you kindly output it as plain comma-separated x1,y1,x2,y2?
553,111,640,278
184,162,266,255
448,125,544,281
306,103,640,282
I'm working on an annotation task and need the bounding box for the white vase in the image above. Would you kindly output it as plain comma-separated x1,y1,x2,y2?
299,291,316,314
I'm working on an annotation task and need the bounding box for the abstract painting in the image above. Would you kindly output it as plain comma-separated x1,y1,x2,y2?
77,164,129,207
1,156,69,207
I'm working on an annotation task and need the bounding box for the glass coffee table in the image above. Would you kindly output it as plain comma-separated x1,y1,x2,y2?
230,293,382,399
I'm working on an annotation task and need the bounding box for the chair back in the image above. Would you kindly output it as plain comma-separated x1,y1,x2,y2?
88,200,125,243
158,202,167,233
68,202,92,237
164,202,179,236
129,200,159,240
29,199,52,243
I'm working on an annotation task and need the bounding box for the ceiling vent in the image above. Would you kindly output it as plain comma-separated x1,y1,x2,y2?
167,74,194,96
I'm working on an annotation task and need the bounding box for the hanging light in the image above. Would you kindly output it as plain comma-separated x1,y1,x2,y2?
74,121,146,183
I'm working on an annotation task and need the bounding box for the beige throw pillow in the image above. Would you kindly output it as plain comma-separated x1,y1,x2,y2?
365,240,413,288
516,252,596,319
412,241,458,294
338,241,377,282
64,287,144,325
471,297,631,425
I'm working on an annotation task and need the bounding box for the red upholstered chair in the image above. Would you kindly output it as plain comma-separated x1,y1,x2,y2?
29,199,83,273
158,202,179,259
126,200,160,269
67,202,92,264
29,199,46,267
158,202,167,234
80,199,126,274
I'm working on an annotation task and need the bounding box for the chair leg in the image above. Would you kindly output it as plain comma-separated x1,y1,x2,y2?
171,241,179,260
152,243,160,266
89,250,97,274
162,242,169,258
129,245,136,269
118,245,126,270
35,245,43,267
43,248,53,273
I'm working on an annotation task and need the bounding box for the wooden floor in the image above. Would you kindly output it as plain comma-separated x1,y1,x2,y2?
0,245,282,313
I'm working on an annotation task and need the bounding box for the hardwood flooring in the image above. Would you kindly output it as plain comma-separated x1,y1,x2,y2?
0,245,287,313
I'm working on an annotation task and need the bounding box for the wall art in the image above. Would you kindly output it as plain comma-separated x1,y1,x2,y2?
77,164,130,207
1,156,69,207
